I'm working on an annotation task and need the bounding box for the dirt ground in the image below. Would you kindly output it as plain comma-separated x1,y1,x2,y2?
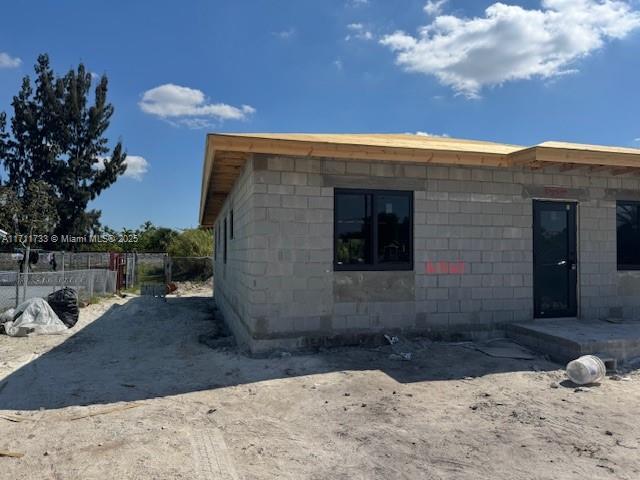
1,286,640,480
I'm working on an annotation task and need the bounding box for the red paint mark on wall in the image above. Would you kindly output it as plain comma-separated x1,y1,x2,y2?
544,187,568,198
425,261,465,275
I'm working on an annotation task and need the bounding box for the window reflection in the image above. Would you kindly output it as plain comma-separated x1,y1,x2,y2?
376,195,410,264
334,189,412,271
335,193,370,265
617,201,640,270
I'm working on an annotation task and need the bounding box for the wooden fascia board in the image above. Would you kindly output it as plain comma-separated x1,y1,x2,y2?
507,147,538,166
533,146,640,168
209,134,509,167
509,145,640,171
199,136,216,227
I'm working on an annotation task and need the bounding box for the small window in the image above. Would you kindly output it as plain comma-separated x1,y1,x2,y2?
334,189,413,271
223,217,228,264
617,201,640,270
230,210,234,239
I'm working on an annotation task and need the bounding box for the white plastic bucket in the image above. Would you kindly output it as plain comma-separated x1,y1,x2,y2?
566,355,606,385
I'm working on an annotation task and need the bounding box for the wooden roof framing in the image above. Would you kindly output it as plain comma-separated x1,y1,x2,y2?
200,133,640,226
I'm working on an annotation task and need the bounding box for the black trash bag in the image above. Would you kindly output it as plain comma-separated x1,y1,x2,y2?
46,288,79,328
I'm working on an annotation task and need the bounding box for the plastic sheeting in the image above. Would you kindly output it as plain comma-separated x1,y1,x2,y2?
2,298,68,337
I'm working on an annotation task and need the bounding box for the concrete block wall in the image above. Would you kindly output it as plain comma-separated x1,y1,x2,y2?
213,153,640,352
213,156,259,346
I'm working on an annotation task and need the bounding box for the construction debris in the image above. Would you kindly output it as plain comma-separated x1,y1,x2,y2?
46,288,79,328
384,334,399,345
69,403,142,421
566,355,606,385
0,451,24,458
0,414,32,423
460,338,536,360
2,298,67,337
389,352,412,361
384,334,414,361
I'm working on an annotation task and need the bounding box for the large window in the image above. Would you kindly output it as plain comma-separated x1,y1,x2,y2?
334,189,413,271
617,201,640,270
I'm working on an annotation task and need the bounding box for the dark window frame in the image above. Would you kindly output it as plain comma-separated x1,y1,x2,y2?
223,217,228,264
333,188,414,272
214,224,218,260
617,200,640,271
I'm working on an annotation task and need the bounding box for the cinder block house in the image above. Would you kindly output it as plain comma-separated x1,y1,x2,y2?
200,133,640,353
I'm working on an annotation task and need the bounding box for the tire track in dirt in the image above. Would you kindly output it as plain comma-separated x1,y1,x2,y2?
190,428,240,480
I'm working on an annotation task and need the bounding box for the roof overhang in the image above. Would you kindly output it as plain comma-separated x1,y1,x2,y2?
199,134,640,227
509,145,640,173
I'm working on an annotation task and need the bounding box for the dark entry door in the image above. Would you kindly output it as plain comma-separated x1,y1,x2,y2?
533,200,577,318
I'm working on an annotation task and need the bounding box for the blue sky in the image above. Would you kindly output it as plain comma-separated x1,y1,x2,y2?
1,0,640,229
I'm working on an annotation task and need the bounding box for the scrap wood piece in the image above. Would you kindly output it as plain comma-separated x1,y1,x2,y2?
0,414,33,423
0,451,24,458
69,403,142,421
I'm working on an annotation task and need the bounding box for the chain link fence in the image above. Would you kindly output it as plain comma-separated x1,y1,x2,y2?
0,251,113,273
0,269,117,311
168,257,213,282
0,252,212,310
129,255,213,289
134,253,167,286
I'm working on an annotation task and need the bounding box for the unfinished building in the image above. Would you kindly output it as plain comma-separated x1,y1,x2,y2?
200,133,640,353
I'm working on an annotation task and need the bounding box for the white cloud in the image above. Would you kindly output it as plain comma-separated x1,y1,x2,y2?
0,52,21,69
122,155,149,181
333,59,344,70
347,0,370,6
95,155,150,181
346,23,374,41
139,84,255,127
424,0,449,16
414,131,450,137
381,0,640,98
273,28,295,39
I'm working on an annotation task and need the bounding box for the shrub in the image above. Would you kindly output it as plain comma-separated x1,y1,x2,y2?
167,228,213,257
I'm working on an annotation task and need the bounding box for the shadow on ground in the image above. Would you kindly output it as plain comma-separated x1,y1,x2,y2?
0,296,559,411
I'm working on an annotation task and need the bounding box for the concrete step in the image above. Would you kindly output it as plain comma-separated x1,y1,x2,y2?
506,319,640,366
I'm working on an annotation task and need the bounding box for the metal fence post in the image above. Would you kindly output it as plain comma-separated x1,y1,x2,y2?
164,254,172,284
22,244,30,303
15,272,20,308
131,254,134,288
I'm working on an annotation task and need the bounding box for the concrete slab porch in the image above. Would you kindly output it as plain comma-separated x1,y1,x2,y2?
506,319,640,366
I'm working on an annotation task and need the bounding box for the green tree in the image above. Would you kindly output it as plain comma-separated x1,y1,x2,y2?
0,181,59,253
20,181,60,237
167,228,213,257
137,224,178,252
0,54,127,237
78,222,179,253
0,113,7,167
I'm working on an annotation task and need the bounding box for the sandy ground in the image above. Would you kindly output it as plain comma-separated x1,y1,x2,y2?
1,287,640,480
